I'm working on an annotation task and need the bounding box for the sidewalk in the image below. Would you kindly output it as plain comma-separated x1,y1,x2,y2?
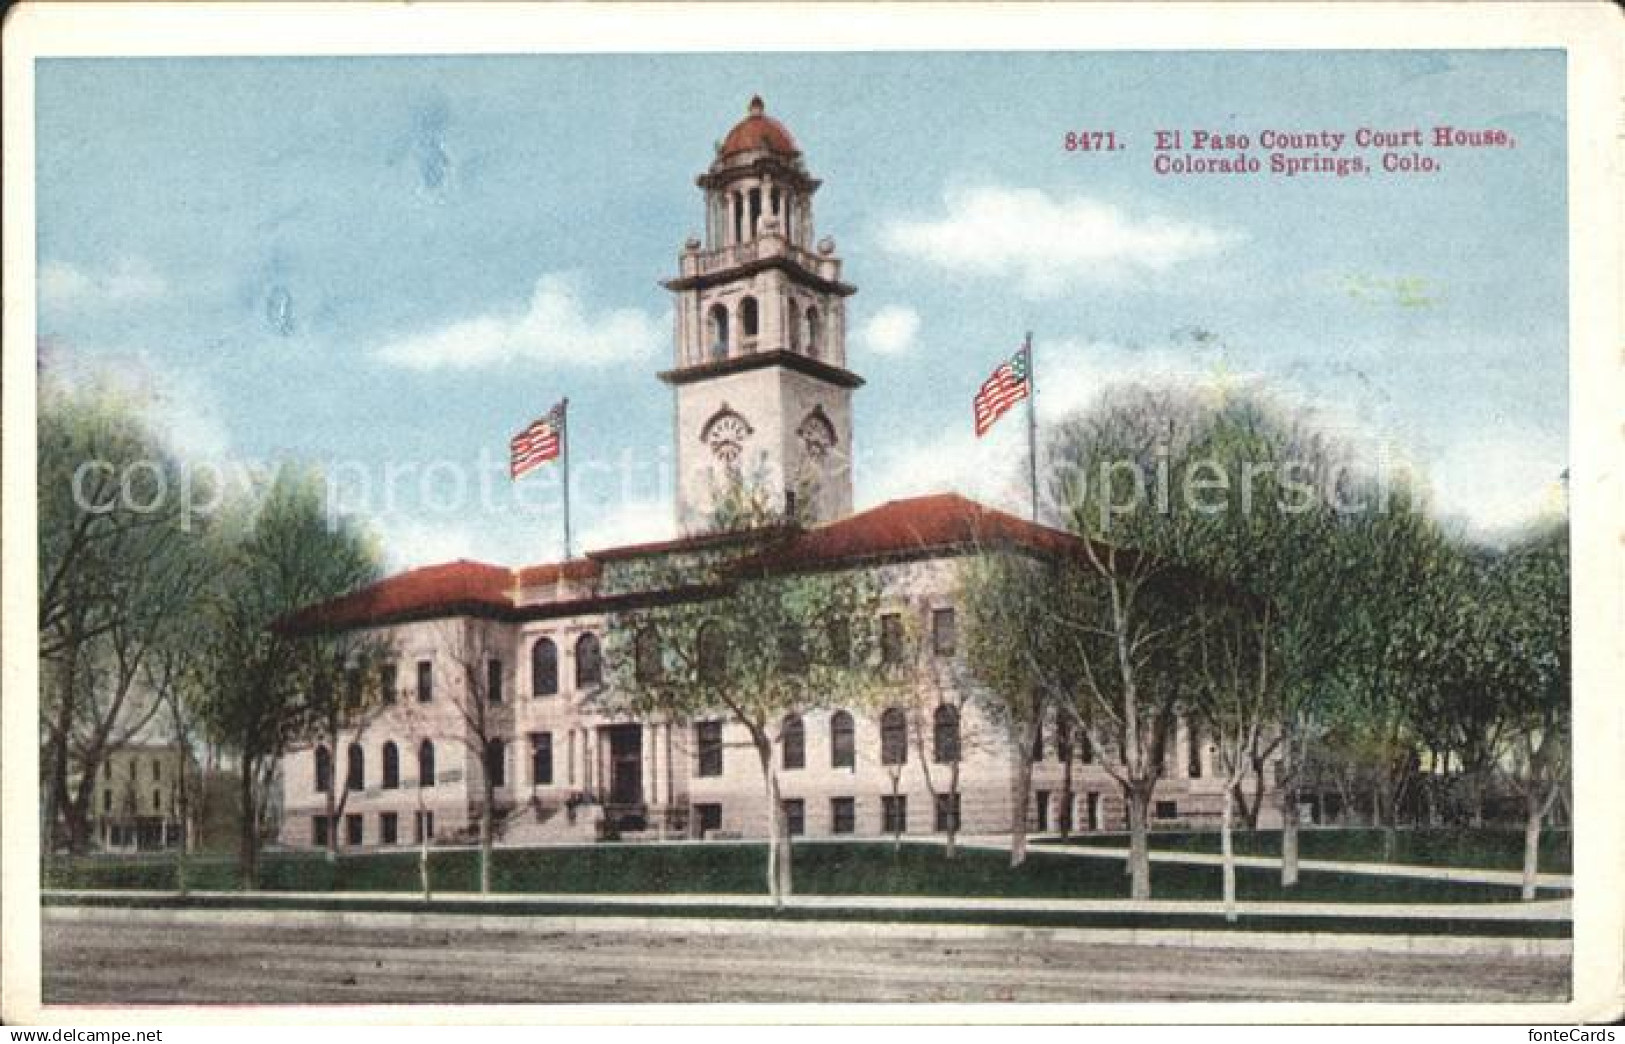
954,836,1575,890
44,886,1571,920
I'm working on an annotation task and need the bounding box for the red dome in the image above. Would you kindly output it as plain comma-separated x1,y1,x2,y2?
719,96,800,158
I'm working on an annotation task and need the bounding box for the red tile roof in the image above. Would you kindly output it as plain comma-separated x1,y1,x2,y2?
278,494,1151,634
277,559,516,633
747,493,1110,572
516,559,601,587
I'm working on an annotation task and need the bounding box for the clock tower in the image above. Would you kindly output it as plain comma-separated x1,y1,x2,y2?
661,97,861,533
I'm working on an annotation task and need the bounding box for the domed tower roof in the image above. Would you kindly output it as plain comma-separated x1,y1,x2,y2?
718,96,801,159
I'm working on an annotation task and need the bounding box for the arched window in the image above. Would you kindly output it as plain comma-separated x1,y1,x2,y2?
880,708,908,766
933,705,961,764
781,714,805,771
346,743,364,792
575,632,603,689
830,710,855,769
635,626,662,684
381,741,400,790
804,307,821,359
1187,722,1204,779
314,745,332,794
486,738,507,789
697,622,726,685
708,303,730,359
787,301,802,352
418,740,436,788
741,297,760,342
731,191,744,244
532,637,558,697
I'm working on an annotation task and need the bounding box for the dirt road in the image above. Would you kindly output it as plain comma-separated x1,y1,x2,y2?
42,909,1568,1006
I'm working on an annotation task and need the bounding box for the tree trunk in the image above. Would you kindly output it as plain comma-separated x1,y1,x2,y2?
324,772,338,863
1220,781,1238,922
480,782,494,894
1124,784,1152,900
1059,754,1074,841
1280,780,1301,888
1009,726,1036,868
755,739,790,907
945,764,960,860
237,755,259,890
1521,789,1544,902
174,752,190,896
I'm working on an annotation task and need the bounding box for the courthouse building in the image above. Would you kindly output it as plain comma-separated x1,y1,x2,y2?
278,98,1249,850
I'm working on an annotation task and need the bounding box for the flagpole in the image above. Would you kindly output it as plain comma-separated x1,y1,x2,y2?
1024,332,1038,523
561,397,573,560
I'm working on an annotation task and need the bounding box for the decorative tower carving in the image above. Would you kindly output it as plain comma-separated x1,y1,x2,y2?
661,97,861,532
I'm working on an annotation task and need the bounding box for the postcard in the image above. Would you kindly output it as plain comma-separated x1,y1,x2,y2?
3,1,1620,1028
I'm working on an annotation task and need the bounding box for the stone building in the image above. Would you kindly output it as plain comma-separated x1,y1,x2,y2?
278,98,1259,851
90,742,189,851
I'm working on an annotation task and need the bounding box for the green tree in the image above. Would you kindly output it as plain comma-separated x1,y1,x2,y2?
602,556,882,906
960,551,1058,868
38,374,215,854
193,467,383,888
1495,521,1570,899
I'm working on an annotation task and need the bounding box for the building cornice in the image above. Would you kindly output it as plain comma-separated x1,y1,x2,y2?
661,256,856,298
658,349,865,389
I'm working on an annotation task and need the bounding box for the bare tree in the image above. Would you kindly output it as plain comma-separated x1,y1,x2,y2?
434,618,515,895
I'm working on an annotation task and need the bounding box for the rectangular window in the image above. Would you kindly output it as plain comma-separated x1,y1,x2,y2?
1187,725,1203,779
1035,789,1050,833
931,607,957,656
695,803,723,837
487,658,504,704
152,759,162,782
1155,800,1179,821
313,815,330,847
531,732,554,785
830,797,855,835
1031,719,1045,762
380,811,398,845
346,813,363,846
880,613,905,666
882,794,908,834
935,792,962,832
414,810,435,844
696,721,724,778
103,789,112,813
782,798,805,837
381,662,398,704
416,660,433,703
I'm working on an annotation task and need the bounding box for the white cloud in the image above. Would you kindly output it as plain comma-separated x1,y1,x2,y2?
376,515,480,571
578,496,676,554
857,305,921,357
879,186,1234,298
374,273,664,371
1424,427,1567,542
40,344,231,464
40,258,167,307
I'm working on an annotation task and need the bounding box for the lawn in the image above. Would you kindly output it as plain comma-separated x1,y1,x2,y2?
1059,827,1573,875
44,839,1553,904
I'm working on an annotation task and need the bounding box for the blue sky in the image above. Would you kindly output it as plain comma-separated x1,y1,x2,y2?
35,51,1567,569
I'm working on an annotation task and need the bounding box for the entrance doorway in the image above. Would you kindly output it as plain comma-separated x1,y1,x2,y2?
605,725,644,823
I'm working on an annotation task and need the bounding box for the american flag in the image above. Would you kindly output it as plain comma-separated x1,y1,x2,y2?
972,346,1031,437
510,401,566,480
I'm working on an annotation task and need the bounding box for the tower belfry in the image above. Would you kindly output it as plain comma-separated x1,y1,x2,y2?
661,97,861,532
